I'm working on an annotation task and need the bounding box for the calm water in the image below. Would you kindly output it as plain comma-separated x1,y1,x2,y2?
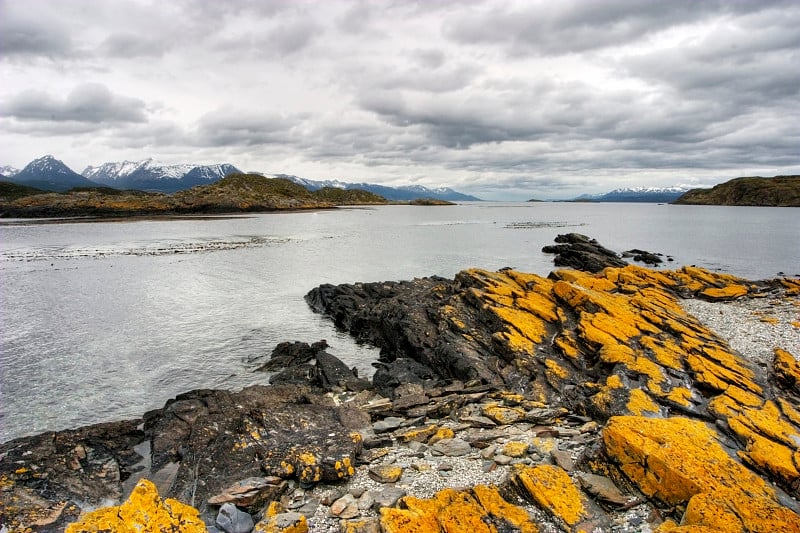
1,203,798,442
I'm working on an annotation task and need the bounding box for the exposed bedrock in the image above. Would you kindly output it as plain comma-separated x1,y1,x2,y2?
3,241,800,531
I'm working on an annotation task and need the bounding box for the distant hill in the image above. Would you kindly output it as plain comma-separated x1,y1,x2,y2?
281,174,480,202
312,187,387,204
9,155,99,192
572,186,690,203
82,159,241,192
0,173,386,217
0,181,46,201
674,176,800,207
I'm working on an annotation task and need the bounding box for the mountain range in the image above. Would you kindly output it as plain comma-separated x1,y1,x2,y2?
571,186,691,203
276,174,480,202
1,156,479,201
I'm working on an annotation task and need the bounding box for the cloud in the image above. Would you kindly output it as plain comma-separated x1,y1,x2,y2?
195,108,308,146
443,0,798,56
0,2,75,59
100,33,172,58
0,84,147,124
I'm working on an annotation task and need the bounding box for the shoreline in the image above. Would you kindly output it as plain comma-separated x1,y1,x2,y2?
3,261,800,532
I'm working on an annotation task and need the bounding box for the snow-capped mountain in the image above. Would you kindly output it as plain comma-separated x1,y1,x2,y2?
8,155,98,192
280,174,481,202
573,186,691,203
0,165,20,178
82,159,241,193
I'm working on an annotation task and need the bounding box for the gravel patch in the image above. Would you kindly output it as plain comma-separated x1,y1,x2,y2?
680,292,800,365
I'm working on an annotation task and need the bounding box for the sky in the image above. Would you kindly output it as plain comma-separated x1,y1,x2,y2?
1,0,798,200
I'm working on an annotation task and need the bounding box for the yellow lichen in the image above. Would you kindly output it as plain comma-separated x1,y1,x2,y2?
65,479,205,533
626,389,660,416
380,486,539,533
503,441,529,458
511,464,588,527
428,427,455,444
397,424,439,443
603,416,800,530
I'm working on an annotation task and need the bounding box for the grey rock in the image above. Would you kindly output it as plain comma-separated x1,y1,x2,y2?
368,464,403,483
216,502,254,533
373,417,405,433
576,472,630,506
372,487,407,510
357,491,375,510
431,438,472,457
551,449,575,472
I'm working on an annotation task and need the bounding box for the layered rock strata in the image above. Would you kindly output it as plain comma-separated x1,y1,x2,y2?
2,258,799,532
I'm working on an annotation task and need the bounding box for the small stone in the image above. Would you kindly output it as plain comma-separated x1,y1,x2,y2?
431,438,472,457
396,424,438,443
502,441,529,458
392,393,429,411
330,494,360,519
368,465,403,483
216,502,255,533
576,473,630,506
294,497,320,518
428,427,455,445
372,487,407,510
373,417,405,433
320,490,344,506
460,415,497,428
357,491,375,511
407,441,427,453
254,511,307,533
437,463,453,472
494,454,513,465
551,449,575,472
480,445,497,459
482,404,525,425
340,517,381,533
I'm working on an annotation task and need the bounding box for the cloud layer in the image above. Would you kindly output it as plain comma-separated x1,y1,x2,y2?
1,0,798,199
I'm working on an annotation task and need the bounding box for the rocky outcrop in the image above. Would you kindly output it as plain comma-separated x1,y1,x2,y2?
674,175,800,207
3,246,800,532
541,233,628,272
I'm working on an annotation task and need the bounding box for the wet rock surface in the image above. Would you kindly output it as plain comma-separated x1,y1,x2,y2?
3,236,800,532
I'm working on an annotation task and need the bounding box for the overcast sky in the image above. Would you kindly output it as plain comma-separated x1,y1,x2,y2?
1,0,798,199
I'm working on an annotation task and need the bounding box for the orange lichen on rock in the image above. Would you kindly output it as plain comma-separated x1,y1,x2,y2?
700,284,749,300
603,416,800,532
509,464,588,528
65,479,205,533
380,486,539,533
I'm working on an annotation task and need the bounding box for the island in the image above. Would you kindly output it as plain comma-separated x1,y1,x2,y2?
673,175,800,206
0,173,388,218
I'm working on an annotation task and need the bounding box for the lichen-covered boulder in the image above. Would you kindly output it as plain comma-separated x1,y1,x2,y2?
603,416,800,532
380,485,539,533
65,478,205,532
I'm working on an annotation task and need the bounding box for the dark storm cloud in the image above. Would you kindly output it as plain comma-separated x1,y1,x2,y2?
0,84,147,124
0,3,74,59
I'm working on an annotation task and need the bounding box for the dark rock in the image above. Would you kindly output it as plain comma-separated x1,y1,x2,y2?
372,358,441,399
257,340,328,372
316,350,372,392
269,363,318,386
541,233,627,273
624,249,664,265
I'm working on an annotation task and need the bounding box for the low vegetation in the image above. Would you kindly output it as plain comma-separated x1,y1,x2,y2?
0,173,388,218
674,175,800,206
